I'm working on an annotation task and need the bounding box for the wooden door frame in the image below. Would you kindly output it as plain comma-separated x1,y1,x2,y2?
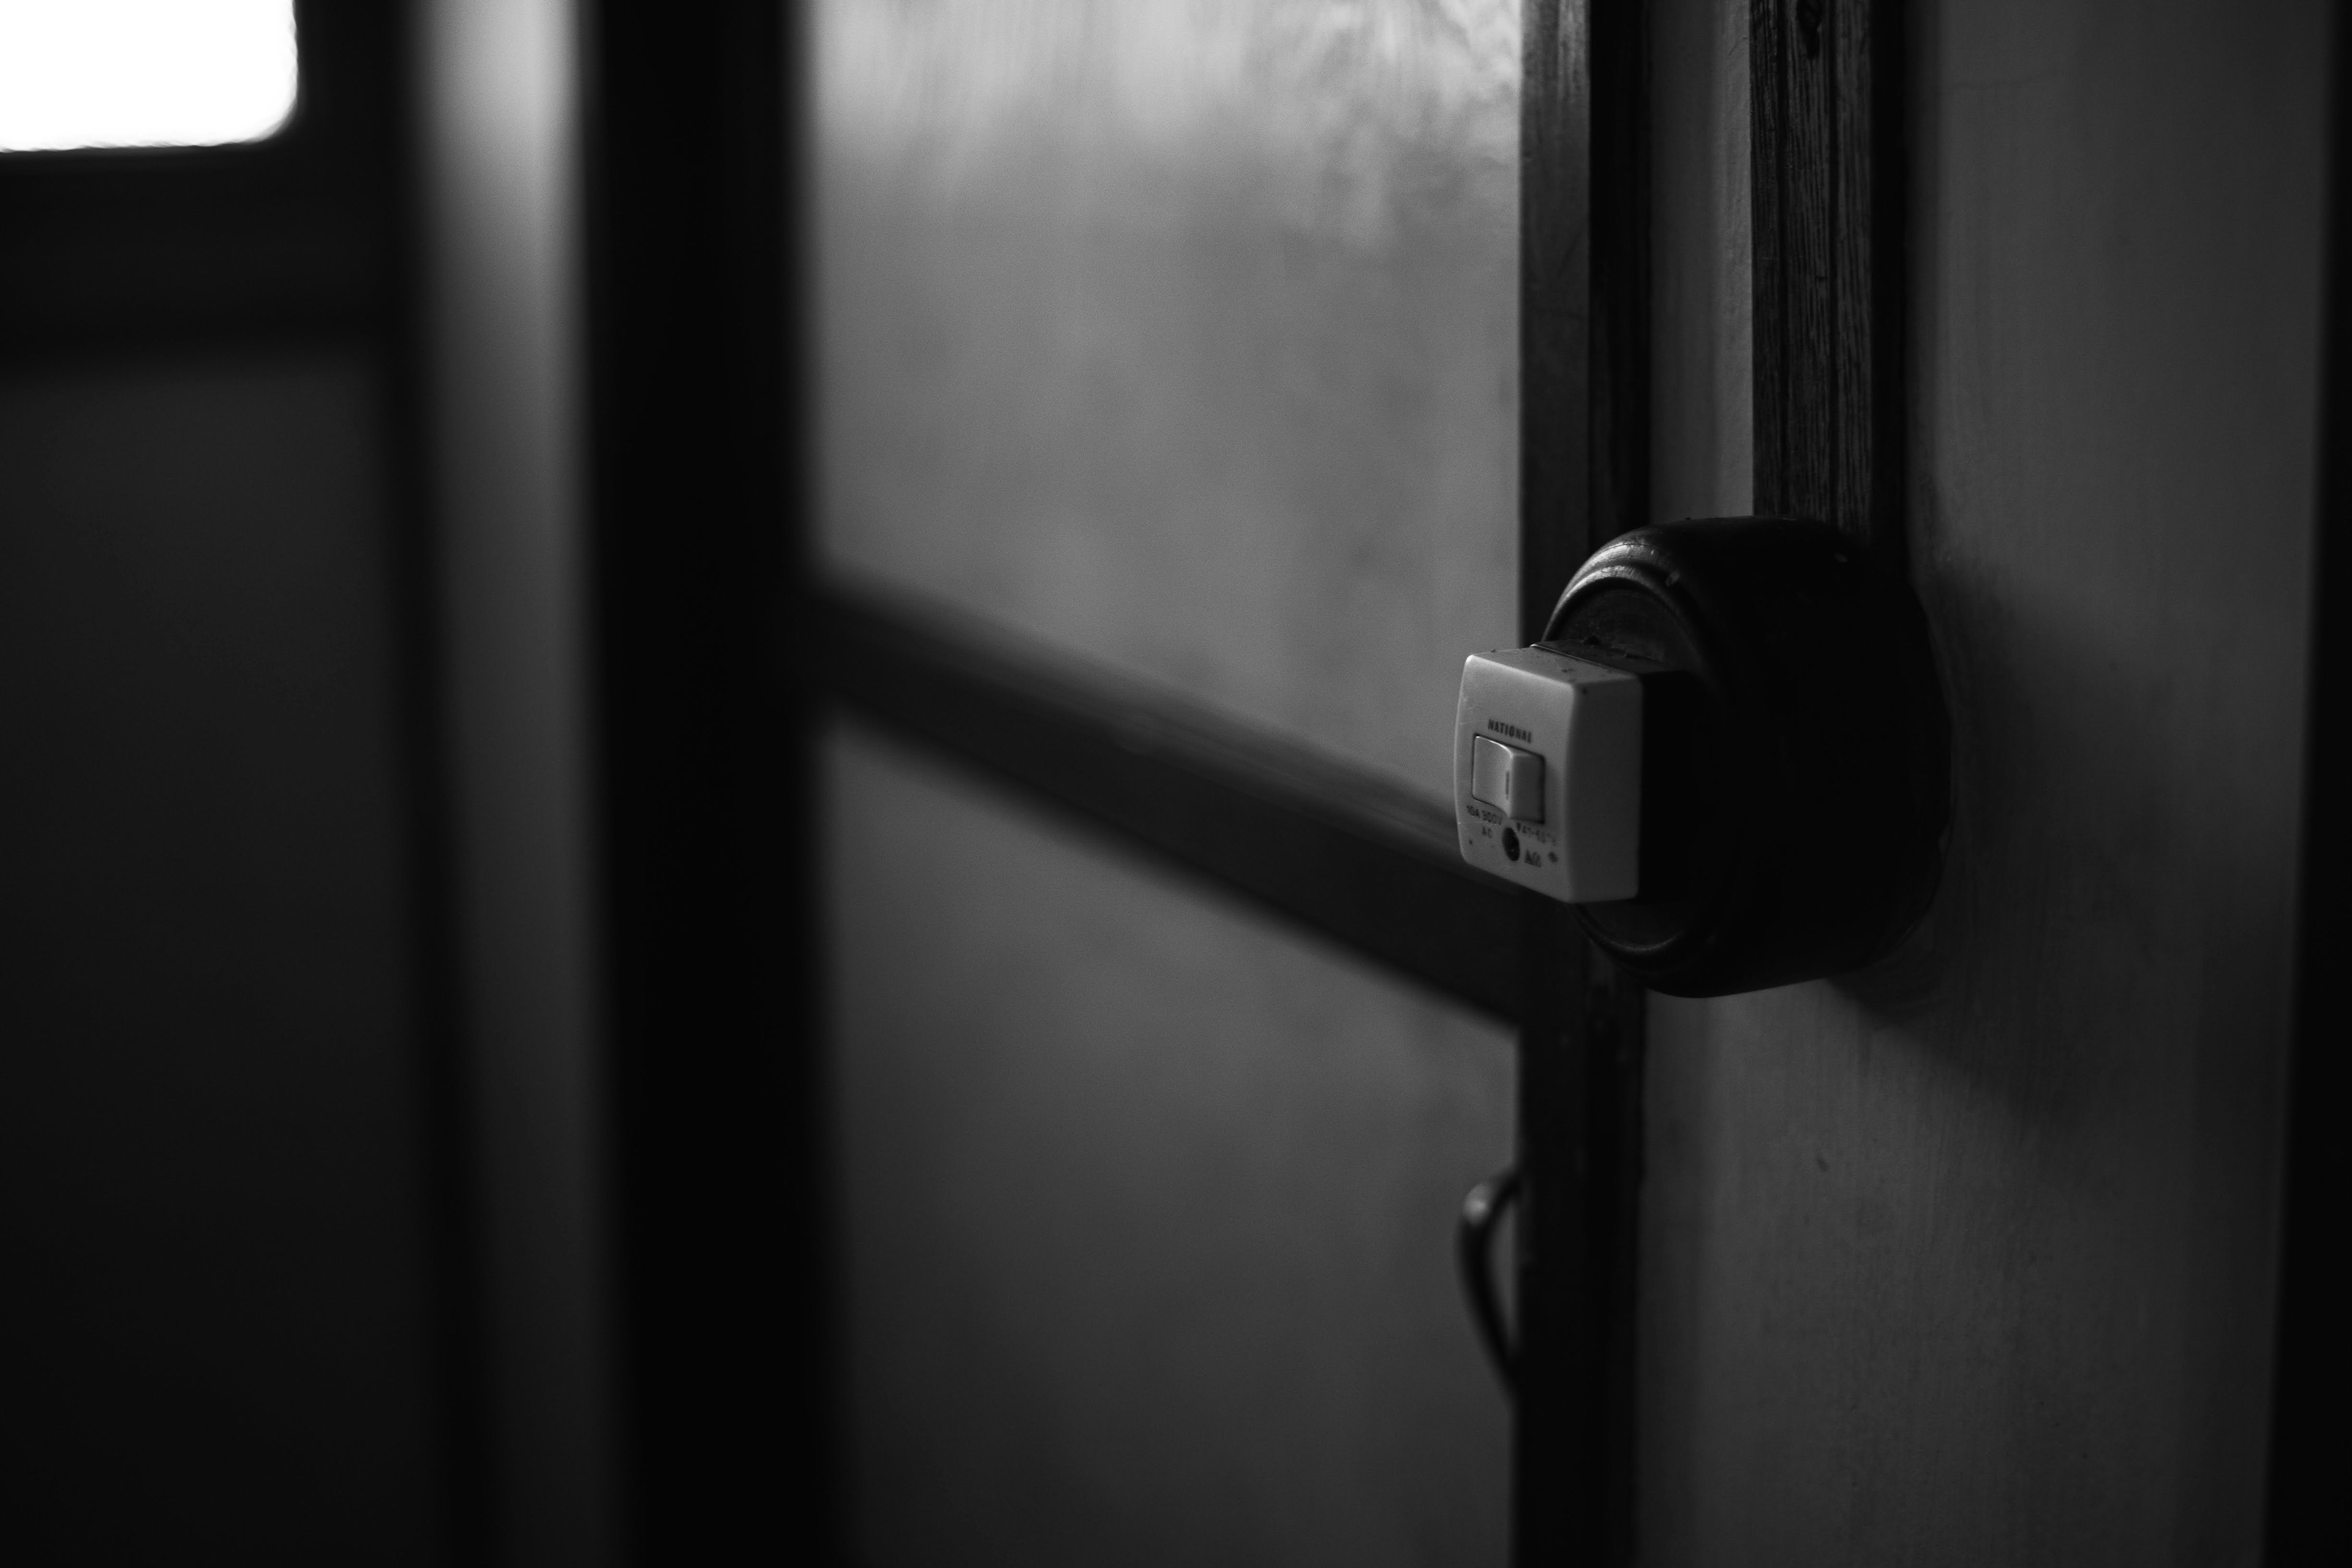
584,0,2351,1560
784,5,1656,1562
1517,2,1649,1562
15,0,2343,1561
588,0,1650,1562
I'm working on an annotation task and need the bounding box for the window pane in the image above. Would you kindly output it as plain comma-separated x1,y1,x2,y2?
827,721,1512,1566
0,0,298,153
817,0,1518,798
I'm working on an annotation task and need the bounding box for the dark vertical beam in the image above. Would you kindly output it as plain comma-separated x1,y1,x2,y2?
582,2,828,1561
1525,0,1651,633
1513,914,1648,1568
1749,0,1791,519
1519,2,1648,1564
1751,0,1904,561
1838,0,1905,564
2264,10,2352,1563
1591,1,1654,587
1510,906,1594,1567
1523,1,1596,644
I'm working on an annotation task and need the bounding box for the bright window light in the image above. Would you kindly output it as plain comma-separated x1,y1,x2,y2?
0,1,298,153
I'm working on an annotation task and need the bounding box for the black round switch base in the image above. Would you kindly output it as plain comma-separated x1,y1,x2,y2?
1544,518,1950,997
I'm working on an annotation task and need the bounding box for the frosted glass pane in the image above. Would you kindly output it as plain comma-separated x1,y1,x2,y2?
827,721,1513,1566
816,0,1518,798
0,1,298,153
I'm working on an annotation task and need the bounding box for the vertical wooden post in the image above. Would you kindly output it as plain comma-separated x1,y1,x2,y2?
1518,2,1648,1562
1515,2,1903,1558
1750,0,1904,559
1522,1,1596,645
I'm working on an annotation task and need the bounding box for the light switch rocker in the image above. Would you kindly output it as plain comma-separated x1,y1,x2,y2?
1454,518,1949,997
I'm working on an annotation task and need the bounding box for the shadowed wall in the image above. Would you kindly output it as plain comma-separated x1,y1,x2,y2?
0,354,446,1562
1641,1,2326,1561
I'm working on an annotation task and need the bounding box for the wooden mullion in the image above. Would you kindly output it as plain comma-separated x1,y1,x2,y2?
1522,0,1595,644
1754,0,1903,554
1749,0,1790,513
1858,0,1909,565
819,589,1526,1025
1512,904,1596,1567
1831,2,1878,542
1516,4,1587,1555
1771,1,1840,523
1518,3,1649,1565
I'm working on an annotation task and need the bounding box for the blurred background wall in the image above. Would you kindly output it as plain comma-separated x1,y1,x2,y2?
0,342,451,1564
0,2,610,1560
0,6,459,1559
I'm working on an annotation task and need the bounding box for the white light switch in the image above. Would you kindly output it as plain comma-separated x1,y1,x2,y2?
1453,646,1643,902
1470,734,1545,821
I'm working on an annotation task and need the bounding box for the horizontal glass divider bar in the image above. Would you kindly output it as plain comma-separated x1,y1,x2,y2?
816,583,1525,1025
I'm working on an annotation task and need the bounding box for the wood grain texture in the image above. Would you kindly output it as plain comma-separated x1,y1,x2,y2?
1749,0,1901,552
1747,0,1789,516
1650,0,1752,522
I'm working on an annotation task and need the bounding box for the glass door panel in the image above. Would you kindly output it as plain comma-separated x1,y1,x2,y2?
816,0,1518,796
827,723,1511,1566
815,6,1525,1557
